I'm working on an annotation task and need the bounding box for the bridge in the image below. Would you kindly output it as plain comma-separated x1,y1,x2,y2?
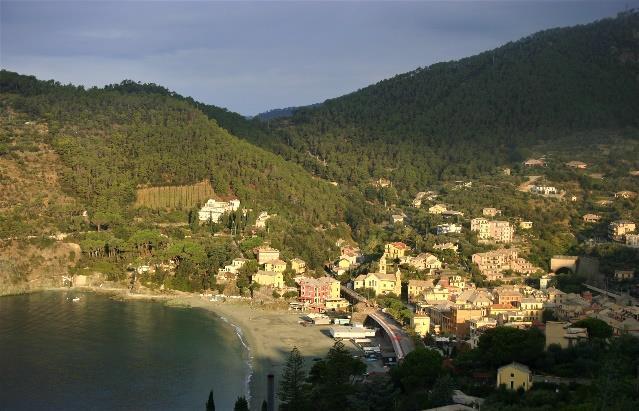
584,283,637,305
341,284,368,303
340,285,414,361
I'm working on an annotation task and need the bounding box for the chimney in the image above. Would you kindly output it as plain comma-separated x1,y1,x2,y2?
267,374,275,411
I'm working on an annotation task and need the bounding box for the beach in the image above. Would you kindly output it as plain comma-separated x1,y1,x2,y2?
171,295,341,410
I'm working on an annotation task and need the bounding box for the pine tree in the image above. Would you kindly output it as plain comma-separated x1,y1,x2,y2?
206,389,215,411
278,347,307,411
234,396,249,411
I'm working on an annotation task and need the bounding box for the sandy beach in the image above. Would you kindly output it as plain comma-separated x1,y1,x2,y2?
170,295,342,410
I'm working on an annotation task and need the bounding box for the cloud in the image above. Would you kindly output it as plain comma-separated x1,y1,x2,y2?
2,0,637,114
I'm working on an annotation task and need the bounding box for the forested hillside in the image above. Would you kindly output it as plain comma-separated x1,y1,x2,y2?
0,71,385,275
258,12,639,191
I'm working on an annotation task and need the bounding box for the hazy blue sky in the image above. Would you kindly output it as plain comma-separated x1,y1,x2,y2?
1,1,637,115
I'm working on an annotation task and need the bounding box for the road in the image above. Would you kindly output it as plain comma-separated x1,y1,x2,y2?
339,284,415,360
368,311,415,360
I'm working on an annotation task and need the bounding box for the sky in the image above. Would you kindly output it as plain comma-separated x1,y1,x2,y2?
1,1,638,115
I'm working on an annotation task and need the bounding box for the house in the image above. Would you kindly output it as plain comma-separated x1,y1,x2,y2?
439,274,465,289
198,198,241,222
252,270,284,289
596,199,613,207
530,185,557,195
411,315,431,337
353,270,402,296
334,257,353,274
325,298,350,311
582,213,601,223
442,210,464,218
408,253,442,271
497,362,533,391
436,223,462,235
545,321,588,349
519,221,533,230
428,204,448,214
412,192,426,208
609,220,636,242
594,304,639,337
423,285,450,303
255,211,272,229
470,218,514,243
494,288,523,305
340,246,364,265
518,298,543,322
614,269,634,281
451,305,484,337
472,249,537,280
291,258,306,274
614,190,637,199
433,242,459,252
264,259,287,273
565,161,588,169
523,159,545,167
385,242,408,259
539,274,553,290
626,234,639,248
456,289,492,307
299,277,341,305
373,178,391,188
629,170,639,177
408,279,435,301
469,317,498,348
555,293,592,321
545,287,566,305
221,257,248,274
391,214,405,224
256,246,281,265
482,207,501,217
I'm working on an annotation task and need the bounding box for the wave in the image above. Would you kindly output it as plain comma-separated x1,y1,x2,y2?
219,315,253,403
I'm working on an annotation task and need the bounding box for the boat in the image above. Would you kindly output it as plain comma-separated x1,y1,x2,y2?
72,297,80,302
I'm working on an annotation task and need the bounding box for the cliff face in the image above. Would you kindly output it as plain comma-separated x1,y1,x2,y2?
0,240,81,296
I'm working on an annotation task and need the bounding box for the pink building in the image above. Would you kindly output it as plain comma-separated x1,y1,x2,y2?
299,277,341,305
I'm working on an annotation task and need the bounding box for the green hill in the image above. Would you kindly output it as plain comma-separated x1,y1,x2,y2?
0,70,381,270
259,11,639,190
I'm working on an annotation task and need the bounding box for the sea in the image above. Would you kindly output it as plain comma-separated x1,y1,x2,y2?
0,291,250,410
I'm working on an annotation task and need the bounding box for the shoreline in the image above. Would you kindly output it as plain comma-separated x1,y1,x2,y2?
2,286,338,410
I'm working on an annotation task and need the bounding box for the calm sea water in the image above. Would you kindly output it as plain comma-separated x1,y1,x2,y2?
0,291,249,410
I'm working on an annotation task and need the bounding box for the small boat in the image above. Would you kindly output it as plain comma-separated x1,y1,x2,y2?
72,297,81,302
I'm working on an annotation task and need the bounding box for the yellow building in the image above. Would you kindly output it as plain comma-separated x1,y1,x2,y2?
264,259,287,273
519,298,544,322
257,246,280,265
325,298,350,311
384,242,408,259
411,315,431,337
408,279,434,301
497,362,533,391
353,270,401,296
291,258,306,274
252,270,284,289
428,204,448,214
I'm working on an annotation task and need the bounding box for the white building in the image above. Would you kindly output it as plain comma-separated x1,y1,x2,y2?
470,218,514,243
530,186,558,195
255,211,272,229
436,223,462,235
198,198,240,222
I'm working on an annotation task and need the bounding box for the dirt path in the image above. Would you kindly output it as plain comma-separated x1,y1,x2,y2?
518,175,541,192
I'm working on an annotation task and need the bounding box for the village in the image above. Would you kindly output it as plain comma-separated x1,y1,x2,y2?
166,154,639,400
